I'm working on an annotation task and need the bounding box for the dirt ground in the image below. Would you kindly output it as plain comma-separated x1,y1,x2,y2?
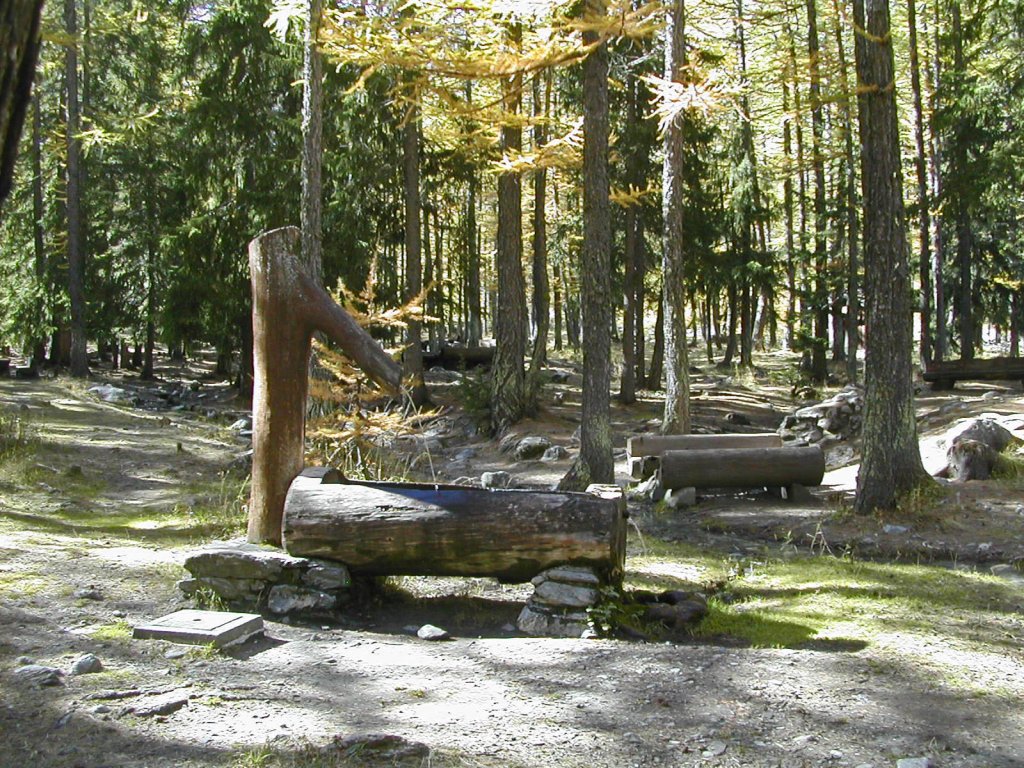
1,356,1023,768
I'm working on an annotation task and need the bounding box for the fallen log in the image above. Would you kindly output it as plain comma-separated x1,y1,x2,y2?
421,344,495,370
660,445,825,491
283,468,626,584
627,433,782,458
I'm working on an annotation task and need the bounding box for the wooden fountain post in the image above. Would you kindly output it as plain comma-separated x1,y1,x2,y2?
248,226,402,545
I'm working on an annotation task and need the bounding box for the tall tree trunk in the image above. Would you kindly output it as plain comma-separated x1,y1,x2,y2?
619,73,640,405
828,0,860,382
491,30,528,434
807,0,829,383
950,0,973,362
908,0,931,365
561,0,613,488
0,0,43,208
31,82,46,366
852,0,929,515
402,109,428,403
529,72,550,377
634,214,647,385
661,0,691,433
929,0,946,361
65,0,88,377
552,262,563,351
466,167,482,346
301,0,323,283
782,56,797,350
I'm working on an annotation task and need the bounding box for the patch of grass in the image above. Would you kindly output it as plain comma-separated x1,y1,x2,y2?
232,740,524,768
0,408,37,462
993,445,1024,481
693,596,818,647
891,480,951,522
89,619,133,642
0,569,58,599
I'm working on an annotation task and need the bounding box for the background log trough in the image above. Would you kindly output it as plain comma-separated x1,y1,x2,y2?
283,468,626,585
658,445,825,498
627,433,783,480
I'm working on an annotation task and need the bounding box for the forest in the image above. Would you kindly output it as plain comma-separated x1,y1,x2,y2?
2,3,1024,767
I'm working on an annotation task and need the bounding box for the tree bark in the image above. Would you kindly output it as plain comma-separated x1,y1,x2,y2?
491,33,528,434
402,107,429,404
661,0,691,434
852,0,930,514
248,227,403,546
807,0,829,383
31,81,46,366
0,0,43,208
560,0,613,489
65,0,88,378
529,71,550,377
283,469,627,584
908,0,931,365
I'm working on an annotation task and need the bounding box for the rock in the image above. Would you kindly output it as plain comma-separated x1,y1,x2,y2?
628,474,664,502
515,436,552,460
945,417,1014,452
548,370,571,383
164,648,188,660
516,604,589,638
883,524,910,535
533,580,600,608
452,447,477,462
659,590,706,607
663,487,696,508
541,445,568,461
725,412,751,426
88,384,132,403
303,561,351,591
268,585,336,615
329,734,430,763
228,418,251,431
13,664,64,687
947,438,999,481
179,576,264,601
703,740,728,757
70,654,103,675
416,624,450,641
644,600,707,628
184,540,306,582
73,586,103,601
129,693,188,718
481,471,512,489
895,759,933,768
533,566,601,586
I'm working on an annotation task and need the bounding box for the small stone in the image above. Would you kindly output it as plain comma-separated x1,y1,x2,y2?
92,704,112,715
70,654,103,675
164,648,188,660
703,741,727,757
130,693,188,718
416,624,450,641
516,604,588,638
829,750,844,760
14,664,64,687
533,580,600,608
896,759,933,768
481,471,512,489
538,566,601,586
515,436,552,460
663,487,696,508
267,585,336,615
453,447,477,462
303,561,351,591
541,445,568,462
883,524,909,534
74,586,103,601
15,656,33,665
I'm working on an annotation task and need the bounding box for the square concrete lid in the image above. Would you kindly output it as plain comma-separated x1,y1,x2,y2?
133,609,263,648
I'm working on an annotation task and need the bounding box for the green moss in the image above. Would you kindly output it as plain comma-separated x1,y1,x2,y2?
89,619,133,642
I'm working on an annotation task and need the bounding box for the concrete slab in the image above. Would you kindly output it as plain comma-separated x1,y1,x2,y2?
133,609,263,648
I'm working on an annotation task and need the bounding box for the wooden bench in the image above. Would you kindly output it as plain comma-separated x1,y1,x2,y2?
283,467,626,585
923,357,1024,390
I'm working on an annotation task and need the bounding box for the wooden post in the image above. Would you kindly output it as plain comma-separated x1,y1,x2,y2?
249,227,403,546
